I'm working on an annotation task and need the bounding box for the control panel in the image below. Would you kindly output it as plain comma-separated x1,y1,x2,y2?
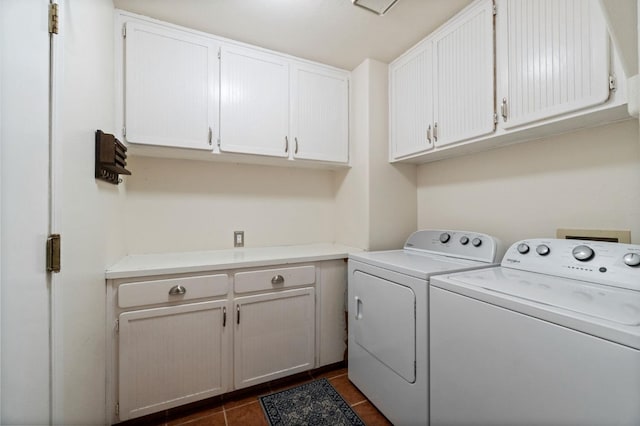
404,230,503,263
502,238,640,291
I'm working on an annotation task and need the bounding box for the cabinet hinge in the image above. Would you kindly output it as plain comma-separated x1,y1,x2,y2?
493,112,498,126
217,138,221,148
609,74,617,91
48,3,59,35
218,48,221,60
122,24,127,38
492,2,497,15
122,127,126,137
116,402,119,416
46,234,61,273
115,319,119,333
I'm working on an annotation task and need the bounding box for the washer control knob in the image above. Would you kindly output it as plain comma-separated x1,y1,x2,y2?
439,233,451,243
623,253,640,267
517,243,530,254
459,236,469,245
471,238,482,247
536,245,550,256
572,245,594,262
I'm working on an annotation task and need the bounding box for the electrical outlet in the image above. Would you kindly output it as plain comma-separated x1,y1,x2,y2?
234,231,244,247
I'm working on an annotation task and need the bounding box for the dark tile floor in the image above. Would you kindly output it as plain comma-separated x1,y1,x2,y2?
124,364,392,426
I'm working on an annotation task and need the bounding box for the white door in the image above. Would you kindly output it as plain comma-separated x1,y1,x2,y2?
290,63,349,163
234,287,315,389
434,0,495,147
497,0,610,129
0,0,52,423
389,41,434,159
351,272,416,383
124,21,218,150
219,45,289,157
118,300,230,421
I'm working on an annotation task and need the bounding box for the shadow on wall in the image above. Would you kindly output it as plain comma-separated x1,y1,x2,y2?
125,157,335,199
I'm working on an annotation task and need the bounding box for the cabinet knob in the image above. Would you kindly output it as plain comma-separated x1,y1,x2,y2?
501,98,508,122
168,284,186,295
271,275,285,285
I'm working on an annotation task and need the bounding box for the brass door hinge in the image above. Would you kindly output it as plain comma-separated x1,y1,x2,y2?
49,3,59,35
46,234,61,273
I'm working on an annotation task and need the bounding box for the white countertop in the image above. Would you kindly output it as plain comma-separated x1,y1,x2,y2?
106,243,362,279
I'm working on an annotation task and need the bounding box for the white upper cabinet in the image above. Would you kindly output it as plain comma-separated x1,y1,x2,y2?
389,41,434,159
496,0,611,129
389,0,494,160
433,0,495,147
219,45,290,158
116,11,350,167
123,21,218,150
290,63,349,163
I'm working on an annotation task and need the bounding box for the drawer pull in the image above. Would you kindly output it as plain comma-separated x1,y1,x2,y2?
168,285,186,296
271,275,285,285
223,306,227,327
237,305,241,325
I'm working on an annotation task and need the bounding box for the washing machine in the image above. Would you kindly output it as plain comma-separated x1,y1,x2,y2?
348,229,502,425
430,238,640,425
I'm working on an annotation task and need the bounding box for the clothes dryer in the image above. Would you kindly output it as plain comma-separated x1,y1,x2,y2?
348,230,502,425
430,238,640,425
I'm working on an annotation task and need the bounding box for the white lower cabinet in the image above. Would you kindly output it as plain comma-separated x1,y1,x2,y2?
108,259,347,423
118,300,230,420
234,287,315,389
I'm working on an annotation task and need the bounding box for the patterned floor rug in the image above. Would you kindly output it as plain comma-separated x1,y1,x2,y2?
259,378,366,426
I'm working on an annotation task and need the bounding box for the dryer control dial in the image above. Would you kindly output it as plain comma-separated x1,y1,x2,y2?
572,245,594,262
536,245,550,256
517,243,530,254
472,238,482,247
459,236,469,245
623,253,640,267
439,233,451,243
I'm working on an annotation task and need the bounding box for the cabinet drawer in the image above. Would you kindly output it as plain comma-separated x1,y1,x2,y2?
234,266,315,294
119,274,229,308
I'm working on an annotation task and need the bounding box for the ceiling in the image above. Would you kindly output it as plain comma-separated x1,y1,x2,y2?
112,0,472,70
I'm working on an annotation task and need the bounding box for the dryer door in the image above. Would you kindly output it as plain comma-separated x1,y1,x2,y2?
351,271,416,383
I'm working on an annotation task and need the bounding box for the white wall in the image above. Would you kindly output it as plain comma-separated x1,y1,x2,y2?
334,59,417,251
53,0,126,423
334,60,371,249
367,60,416,250
124,157,336,253
417,119,640,247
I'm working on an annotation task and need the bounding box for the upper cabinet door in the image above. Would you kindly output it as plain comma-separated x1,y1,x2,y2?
389,41,435,159
291,63,349,163
124,22,217,150
219,45,289,157
497,0,610,129
433,0,495,147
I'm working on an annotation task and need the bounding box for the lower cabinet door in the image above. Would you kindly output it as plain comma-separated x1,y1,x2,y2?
234,287,315,389
118,300,230,421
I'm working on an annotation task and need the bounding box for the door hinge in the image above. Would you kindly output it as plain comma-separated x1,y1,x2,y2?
609,74,617,91
46,234,61,273
49,3,59,35
122,24,127,38
116,403,120,416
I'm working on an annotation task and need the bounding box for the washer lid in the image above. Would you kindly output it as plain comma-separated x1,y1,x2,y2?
349,249,495,280
447,268,640,326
